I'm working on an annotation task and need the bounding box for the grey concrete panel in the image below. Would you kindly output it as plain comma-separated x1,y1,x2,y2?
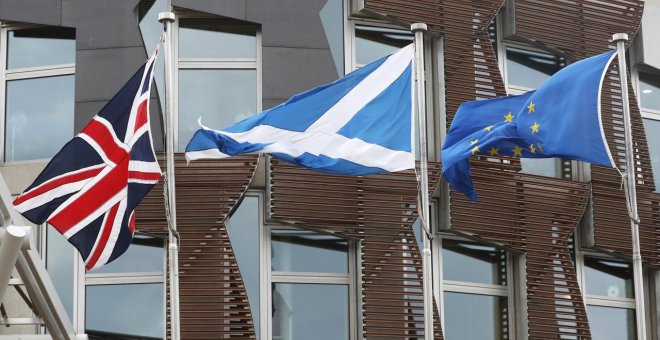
0,0,61,26
0,161,48,195
172,0,246,20
246,0,331,49
62,0,143,50
263,99,286,110
75,47,148,102
148,98,164,152
74,101,105,133
262,46,338,101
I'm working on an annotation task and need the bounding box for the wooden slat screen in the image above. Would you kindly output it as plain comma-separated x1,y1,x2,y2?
268,159,443,339
136,154,259,339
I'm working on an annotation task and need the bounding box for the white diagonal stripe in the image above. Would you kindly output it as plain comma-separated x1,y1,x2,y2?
306,44,413,134
218,125,414,172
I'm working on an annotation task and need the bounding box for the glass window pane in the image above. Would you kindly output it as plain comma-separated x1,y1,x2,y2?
506,46,565,89
179,19,256,59
271,229,348,273
643,119,660,192
521,158,558,177
355,25,412,66
587,305,636,340
272,283,348,340
86,283,164,339
178,69,256,151
639,73,660,111
444,292,509,340
584,257,634,298
320,0,344,77
87,235,164,274
227,196,260,338
442,239,507,285
5,75,74,162
7,27,75,69
46,227,74,320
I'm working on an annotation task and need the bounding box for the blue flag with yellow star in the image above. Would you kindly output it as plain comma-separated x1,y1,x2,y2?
442,50,617,200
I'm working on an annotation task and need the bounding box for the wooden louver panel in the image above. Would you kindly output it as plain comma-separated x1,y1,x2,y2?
136,154,259,339
269,159,443,339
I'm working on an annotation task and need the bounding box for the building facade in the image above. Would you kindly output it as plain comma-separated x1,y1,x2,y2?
0,0,659,339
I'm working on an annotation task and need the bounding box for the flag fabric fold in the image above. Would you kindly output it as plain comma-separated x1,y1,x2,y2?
185,44,415,175
442,50,618,200
13,50,161,270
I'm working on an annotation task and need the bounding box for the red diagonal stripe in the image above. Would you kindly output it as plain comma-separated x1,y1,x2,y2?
134,100,148,133
85,202,120,270
81,119,128,165
128,171,162,182
49,157,129,234
13,166,104,206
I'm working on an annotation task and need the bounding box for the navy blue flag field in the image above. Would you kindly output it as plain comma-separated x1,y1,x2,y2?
442,50,618,200
13,50,162,270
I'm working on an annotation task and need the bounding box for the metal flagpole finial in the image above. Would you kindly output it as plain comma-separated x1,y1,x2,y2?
612,33,629,43
411,23,428,33
158,11,175,23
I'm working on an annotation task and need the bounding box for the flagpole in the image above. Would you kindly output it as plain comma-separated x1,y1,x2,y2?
158,11,181,340
612,32,647,340
412,23,434,340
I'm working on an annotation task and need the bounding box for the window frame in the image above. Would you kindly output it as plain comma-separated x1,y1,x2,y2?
0,22,76,165
262,221,360,340
172,13,262,151
435,233,518,338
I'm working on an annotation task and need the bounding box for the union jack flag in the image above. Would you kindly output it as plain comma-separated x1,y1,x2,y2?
13,49,162,270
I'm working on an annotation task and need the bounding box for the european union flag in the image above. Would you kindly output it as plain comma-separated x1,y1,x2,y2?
442,50,617,200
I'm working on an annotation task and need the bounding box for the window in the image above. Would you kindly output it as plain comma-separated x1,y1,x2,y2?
440,238,512,339
353,24,412,69
637,71,660,192
498,38,568,178
45,229,166,338
227,193,359,340
175,17,260,151
583,256,637,339
0,25,75,162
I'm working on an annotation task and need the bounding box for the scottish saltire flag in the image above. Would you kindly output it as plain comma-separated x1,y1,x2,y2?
186,45,414,175
442,50,617,200
13,50,162,270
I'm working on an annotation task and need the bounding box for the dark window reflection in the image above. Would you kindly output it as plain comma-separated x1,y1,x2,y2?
643,119,660,192
179,19,256,59
88,235,164,274
584,257,634,298
639,73,660,111
86,283,164,339
587,305,636,340
178,69,257,151
272,283,348,340
227,196,261,338
5,75,74,162
444,292,508,340
442,239,507,285
7,27,75,69
355,25,412,66
506,46,565,89
271,229,348,273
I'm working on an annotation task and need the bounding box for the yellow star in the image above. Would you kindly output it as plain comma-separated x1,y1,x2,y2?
471,145,480,155
513,145,523,157
537,144,544,153
489,147,500,156
529,144,536,154
470,139,479,145
528,101,536,113
531,122,540,134
484,125,494,132
504,112,514,123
